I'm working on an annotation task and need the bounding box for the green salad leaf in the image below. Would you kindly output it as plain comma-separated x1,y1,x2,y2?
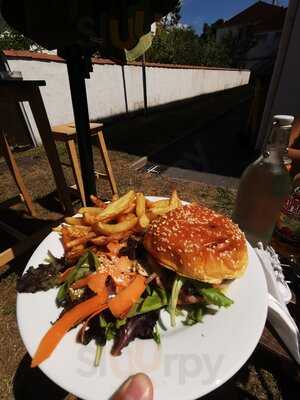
153,323,161,345
127,287,168,317
99,315,118,341
168,276,185,327
56,252,96,306
183,304,205,326
199,288,233,308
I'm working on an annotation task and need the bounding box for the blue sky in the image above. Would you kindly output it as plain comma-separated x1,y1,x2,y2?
180,0,289,34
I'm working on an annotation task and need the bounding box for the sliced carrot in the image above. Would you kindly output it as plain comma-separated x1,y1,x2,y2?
31,293,108,368
58,266,74,284
71,272,107,293
108,275,146,318
71,274,92,290
87,273,108,294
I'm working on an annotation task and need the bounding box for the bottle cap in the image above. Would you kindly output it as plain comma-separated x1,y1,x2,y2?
273,115,294,127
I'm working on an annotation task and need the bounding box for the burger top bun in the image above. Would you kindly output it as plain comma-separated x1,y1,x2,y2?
144,203,248,284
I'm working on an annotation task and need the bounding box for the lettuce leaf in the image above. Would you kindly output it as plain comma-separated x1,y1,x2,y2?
127,287,168,317
183,304,205,326
199,288,233,308
168,276,185,327
56,251,97,306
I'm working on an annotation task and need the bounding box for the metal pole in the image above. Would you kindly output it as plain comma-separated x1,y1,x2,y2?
121,64,129,115
66,54,96,204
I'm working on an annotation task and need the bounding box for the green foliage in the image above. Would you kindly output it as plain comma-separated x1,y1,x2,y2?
147,26,202,65
147,25,234,67
198,34,233,67
0,25,42,52
201,19,225,41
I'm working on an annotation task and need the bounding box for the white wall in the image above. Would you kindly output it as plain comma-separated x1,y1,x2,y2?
6,57,250,144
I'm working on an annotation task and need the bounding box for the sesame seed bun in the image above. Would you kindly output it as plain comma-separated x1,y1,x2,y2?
143,203,248,284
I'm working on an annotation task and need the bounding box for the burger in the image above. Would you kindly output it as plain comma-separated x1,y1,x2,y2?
144,203,248,326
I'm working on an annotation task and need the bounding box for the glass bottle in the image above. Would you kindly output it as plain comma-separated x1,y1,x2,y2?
233,115,294,245
272,173,300,259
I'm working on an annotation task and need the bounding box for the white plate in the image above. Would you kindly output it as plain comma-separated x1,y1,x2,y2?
17,196,268,400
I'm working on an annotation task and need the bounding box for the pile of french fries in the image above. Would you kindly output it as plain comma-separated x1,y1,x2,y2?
54,190,182,264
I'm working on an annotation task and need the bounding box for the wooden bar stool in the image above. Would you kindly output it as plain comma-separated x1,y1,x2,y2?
51,122,118,206
0,132,36,217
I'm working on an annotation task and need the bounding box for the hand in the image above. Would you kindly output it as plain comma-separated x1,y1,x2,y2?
111,373,153,400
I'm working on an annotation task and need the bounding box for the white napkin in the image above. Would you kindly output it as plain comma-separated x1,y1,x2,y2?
254,243,300,364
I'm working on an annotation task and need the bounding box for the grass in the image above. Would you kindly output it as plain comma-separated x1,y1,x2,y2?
0,303,16,316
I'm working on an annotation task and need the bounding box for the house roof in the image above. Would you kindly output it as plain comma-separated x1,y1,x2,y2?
221,1,287,33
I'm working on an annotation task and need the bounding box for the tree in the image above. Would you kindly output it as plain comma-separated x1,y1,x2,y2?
161,0,182,27
198,35,233,67
146,26,202,65
0,25,41,52
201,19,224,40
146,23,234,67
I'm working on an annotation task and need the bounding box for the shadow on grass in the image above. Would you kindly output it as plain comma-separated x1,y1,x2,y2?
35,191,66,214
13,353,68,400
35,190,80,214
101,85,253,158
0,207,62,279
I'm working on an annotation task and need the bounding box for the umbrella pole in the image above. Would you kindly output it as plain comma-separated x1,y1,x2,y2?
66,54,96,205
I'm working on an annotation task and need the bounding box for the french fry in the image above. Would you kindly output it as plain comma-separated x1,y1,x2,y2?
65,232,96,250
83,212,100,226
66,225,92,232
52,225,63,233
90,236,108,246
117,212,136,223
135,193,150,229
78,207,105,215
94,216,138,235
64,216,86,226
81,190,135,221
64,225,92,238
123,201,136,215
150,206,171,216
91,231,131,245
169,190,181,209
90,194,106,209
136,193,146,217
138,213,150,229
149,199,169,209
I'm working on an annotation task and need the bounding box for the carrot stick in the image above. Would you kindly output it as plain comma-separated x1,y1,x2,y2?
87,273,108,294
71,273,107,293
71,275,92,290
31,294,108,368
58,267,74,284
108,275,146,318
